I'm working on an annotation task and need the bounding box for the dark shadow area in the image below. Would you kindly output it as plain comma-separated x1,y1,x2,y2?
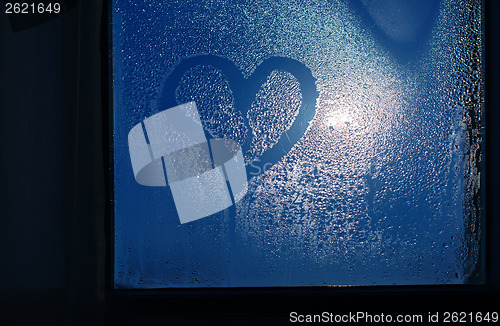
0,1,105,325
346,0,441,63
484,0,500,293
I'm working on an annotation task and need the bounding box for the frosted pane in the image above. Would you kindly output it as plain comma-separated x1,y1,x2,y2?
113,0,483,287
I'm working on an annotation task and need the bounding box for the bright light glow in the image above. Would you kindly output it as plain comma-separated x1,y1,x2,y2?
325,111,353,130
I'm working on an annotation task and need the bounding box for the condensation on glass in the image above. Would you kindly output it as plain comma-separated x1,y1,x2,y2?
112,0,484,287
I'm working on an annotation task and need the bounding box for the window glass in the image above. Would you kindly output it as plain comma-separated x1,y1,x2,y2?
113,0,483,287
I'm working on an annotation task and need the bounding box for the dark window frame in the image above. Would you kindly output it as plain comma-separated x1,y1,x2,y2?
102,1,499,323
2,1,496,325
0,0,492,325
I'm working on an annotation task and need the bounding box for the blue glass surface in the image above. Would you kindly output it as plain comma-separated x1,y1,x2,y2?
113,0,483,287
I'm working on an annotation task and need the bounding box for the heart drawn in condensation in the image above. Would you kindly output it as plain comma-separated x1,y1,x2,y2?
156,54,319,178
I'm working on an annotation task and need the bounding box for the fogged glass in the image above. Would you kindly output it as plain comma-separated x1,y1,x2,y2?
112,0,483,287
